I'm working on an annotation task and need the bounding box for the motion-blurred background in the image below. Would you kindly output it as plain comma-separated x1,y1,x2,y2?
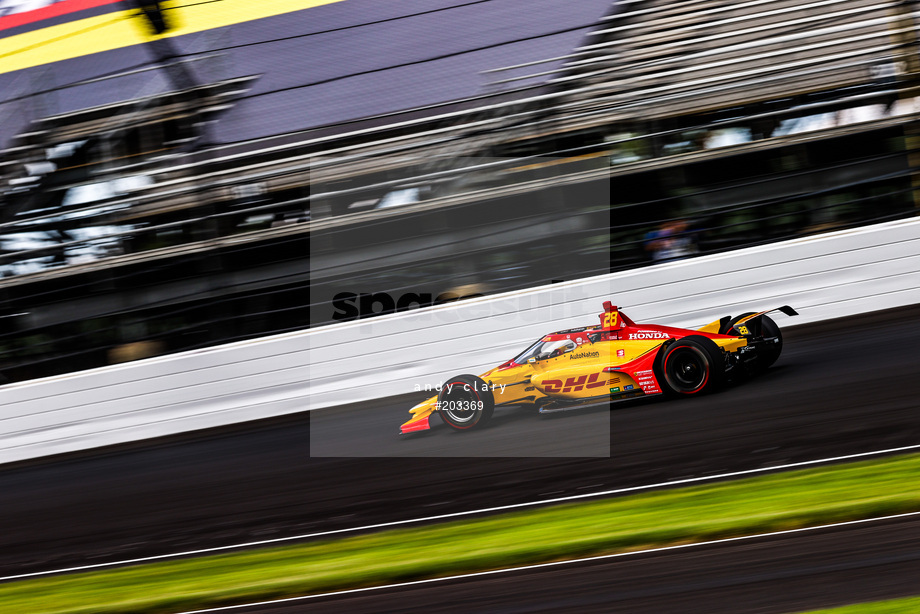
0,0,917,383
5,5,920,613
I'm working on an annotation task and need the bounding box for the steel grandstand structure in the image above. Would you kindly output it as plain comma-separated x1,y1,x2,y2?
0,0,918,382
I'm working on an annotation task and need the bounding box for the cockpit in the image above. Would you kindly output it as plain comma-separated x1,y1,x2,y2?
513,337,578,363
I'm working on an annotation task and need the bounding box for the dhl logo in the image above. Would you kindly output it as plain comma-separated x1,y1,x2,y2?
542,372,618,393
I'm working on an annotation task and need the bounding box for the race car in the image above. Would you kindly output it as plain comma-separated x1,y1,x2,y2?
399,301,797,434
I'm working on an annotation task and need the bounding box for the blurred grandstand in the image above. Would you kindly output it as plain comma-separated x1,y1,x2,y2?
0,0,918,383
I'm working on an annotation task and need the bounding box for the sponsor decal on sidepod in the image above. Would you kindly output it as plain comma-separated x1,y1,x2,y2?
568,350,600,360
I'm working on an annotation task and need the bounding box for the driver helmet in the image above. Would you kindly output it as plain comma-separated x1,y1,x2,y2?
545,339,575,358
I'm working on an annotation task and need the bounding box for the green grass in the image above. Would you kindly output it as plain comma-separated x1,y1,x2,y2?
798,596,920,613
4,453,920,614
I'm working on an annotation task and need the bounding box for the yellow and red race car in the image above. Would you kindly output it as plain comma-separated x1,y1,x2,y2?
399,301,798,434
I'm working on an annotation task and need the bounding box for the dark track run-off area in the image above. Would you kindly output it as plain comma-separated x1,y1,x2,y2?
233,514,920,614
1,306,919,602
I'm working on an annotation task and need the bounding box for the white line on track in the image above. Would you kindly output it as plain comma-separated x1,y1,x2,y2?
176,511,920,613
2,442,919,583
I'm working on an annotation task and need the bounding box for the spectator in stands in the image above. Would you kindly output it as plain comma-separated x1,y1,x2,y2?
644,219,699,262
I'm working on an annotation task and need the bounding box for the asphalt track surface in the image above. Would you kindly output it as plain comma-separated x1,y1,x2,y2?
1,305,919,599
227,514,920,614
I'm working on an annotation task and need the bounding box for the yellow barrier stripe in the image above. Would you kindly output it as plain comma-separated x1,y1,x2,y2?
0,0,344,76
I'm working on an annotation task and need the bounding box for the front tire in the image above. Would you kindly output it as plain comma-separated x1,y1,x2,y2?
658,336,725,395
437,374,494,431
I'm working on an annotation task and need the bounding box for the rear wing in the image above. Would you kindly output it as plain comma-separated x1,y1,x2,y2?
698,306,798,335
730,306,798,337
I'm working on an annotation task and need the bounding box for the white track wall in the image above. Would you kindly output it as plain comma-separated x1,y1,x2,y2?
2,216,920,464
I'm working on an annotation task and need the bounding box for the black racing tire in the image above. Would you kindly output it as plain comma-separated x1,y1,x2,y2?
720,312,755,335
758,314,783,369
437,374,494,431
721,312,783,372
658,335,725,396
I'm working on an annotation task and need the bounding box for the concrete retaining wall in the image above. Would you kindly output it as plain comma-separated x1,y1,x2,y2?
2,216,919,464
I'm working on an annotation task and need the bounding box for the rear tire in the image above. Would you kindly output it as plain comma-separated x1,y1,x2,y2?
759,314,783,369
720,312,755,335
437,374,494,431
658,336,725,395
721,312,783,372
